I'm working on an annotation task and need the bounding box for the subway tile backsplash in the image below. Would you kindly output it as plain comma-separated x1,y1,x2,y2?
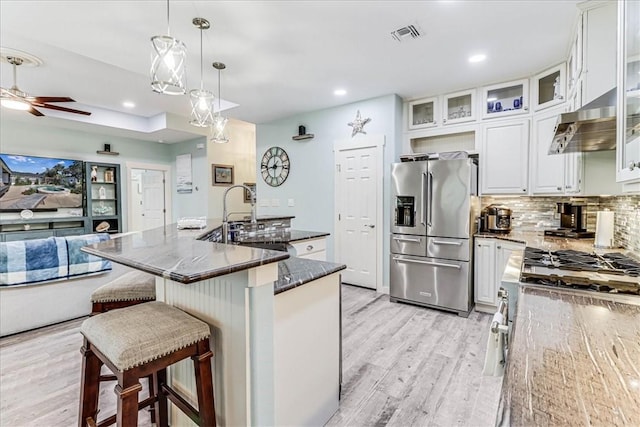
481,195,640,253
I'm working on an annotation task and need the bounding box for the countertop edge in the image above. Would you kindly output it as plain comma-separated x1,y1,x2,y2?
274,258,346,295
81,245,290,284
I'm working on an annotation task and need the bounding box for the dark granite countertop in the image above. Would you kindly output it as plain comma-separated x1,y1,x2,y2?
82,220,289,284
238,230,329,244
475,230,636,259
274,257,346,295
498,285,640,426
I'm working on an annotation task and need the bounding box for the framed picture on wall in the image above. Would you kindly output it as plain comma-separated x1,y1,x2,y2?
243,182,256,203
212,164,234,186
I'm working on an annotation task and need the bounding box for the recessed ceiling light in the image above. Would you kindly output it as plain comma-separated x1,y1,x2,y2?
334,89,347,96
122,101,135,108
468,54,487,63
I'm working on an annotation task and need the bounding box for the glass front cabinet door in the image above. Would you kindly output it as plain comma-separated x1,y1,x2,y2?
482,79,529,119
442,89,476,125
617,0,640,183
533,63,566,111
408,97,438,130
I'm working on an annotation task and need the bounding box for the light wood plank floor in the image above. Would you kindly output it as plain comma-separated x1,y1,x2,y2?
0,285,502,426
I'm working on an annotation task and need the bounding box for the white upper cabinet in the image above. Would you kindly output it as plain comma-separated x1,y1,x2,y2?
530,105,582,194
583,1,617,106
617,0,640,184
442,89,476,125
480,118,530,194
481,79,529,119
408,97,439,130
567,14,583,97
532,64,566,111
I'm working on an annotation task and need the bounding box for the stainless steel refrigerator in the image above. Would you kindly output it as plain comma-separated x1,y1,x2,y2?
390,157,479,317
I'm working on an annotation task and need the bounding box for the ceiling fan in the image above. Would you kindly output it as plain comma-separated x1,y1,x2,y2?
1,55,91,117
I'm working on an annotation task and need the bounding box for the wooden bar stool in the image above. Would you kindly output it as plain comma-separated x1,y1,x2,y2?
90,270,156,315
78,301,216,427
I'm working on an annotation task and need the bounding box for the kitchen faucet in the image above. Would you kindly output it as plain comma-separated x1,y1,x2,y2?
222,184,256,244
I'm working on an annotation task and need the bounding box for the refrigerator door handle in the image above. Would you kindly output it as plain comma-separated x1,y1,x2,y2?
421,172,427,226
392,257,461,269
427,171,433,227
392,236,422,243
432,240,463,246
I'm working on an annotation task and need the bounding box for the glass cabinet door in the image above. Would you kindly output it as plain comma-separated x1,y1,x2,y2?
617,0,640,182
408,97,438,130
482,79,529,119
533,63,566,111
442,89,476,125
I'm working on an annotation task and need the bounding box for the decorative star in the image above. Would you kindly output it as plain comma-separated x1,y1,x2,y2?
347,110,371,137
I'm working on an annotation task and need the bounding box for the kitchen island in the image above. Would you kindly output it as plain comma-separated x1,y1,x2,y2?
82,221,345,426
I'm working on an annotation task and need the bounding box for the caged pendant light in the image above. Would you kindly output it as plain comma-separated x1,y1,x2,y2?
150,0,187,95
210,62,229,144
189,17,215,127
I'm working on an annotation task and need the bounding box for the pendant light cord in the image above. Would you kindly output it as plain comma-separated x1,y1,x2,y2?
166,0,170,35
200,27,204,90
218,69,221,111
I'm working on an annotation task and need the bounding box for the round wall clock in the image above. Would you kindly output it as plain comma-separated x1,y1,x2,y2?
261,146,290,187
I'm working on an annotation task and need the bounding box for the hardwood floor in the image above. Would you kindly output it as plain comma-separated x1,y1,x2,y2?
0,285,502,426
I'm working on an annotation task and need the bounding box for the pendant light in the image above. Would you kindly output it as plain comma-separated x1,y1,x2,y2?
150,0,187,95
189,18,215,127
210,62,229,144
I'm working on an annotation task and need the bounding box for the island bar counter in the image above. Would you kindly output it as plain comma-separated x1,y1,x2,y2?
82,223,343,426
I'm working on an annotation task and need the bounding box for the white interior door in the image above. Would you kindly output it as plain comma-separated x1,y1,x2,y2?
335,138,383,290
128,164,170,232
142,170,166,230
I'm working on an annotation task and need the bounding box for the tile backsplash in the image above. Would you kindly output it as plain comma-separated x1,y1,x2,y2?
481,195,640,253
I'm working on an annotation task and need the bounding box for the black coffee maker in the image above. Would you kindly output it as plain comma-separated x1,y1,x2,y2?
544,202,595,238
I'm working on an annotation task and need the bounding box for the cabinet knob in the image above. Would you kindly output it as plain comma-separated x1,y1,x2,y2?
630,161,637,171
566,185,572,189
306,245,314,251
497,245,502,249
522,188,527,192
443,118,447,123
557,186,562,191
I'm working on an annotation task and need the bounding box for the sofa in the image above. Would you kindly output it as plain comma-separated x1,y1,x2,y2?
0,233,130,336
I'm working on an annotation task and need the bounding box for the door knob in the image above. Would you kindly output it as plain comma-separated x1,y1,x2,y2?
365,224,375,228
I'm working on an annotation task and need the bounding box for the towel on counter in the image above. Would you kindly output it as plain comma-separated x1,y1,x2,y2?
482,312,506,377
0,237,68,286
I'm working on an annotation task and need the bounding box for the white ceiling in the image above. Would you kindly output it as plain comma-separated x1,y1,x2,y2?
0,1,581,143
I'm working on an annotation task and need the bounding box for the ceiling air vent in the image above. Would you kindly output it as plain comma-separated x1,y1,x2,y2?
391,25,421,42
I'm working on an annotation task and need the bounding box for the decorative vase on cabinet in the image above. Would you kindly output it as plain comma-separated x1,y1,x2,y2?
616,0,640,184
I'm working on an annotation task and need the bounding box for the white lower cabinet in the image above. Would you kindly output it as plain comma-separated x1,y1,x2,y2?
530,105,583,195
474,237,525,313
289,237,327,261
480,119,530,194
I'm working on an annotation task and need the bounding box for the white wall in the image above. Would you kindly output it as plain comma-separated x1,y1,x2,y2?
0,119,172,230
167,137,210,220
256,94,403,290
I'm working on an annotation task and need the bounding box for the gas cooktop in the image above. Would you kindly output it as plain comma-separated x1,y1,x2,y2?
520,247,640,294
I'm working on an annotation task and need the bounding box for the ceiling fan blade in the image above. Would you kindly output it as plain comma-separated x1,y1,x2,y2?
28,106,45,117
35,103,91,116
31,96,75,103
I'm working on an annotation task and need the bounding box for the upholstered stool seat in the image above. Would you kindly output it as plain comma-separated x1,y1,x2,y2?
90,270,156,315
79,301,216,427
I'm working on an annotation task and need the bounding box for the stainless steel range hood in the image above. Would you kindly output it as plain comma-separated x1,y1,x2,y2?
548,88,617,154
